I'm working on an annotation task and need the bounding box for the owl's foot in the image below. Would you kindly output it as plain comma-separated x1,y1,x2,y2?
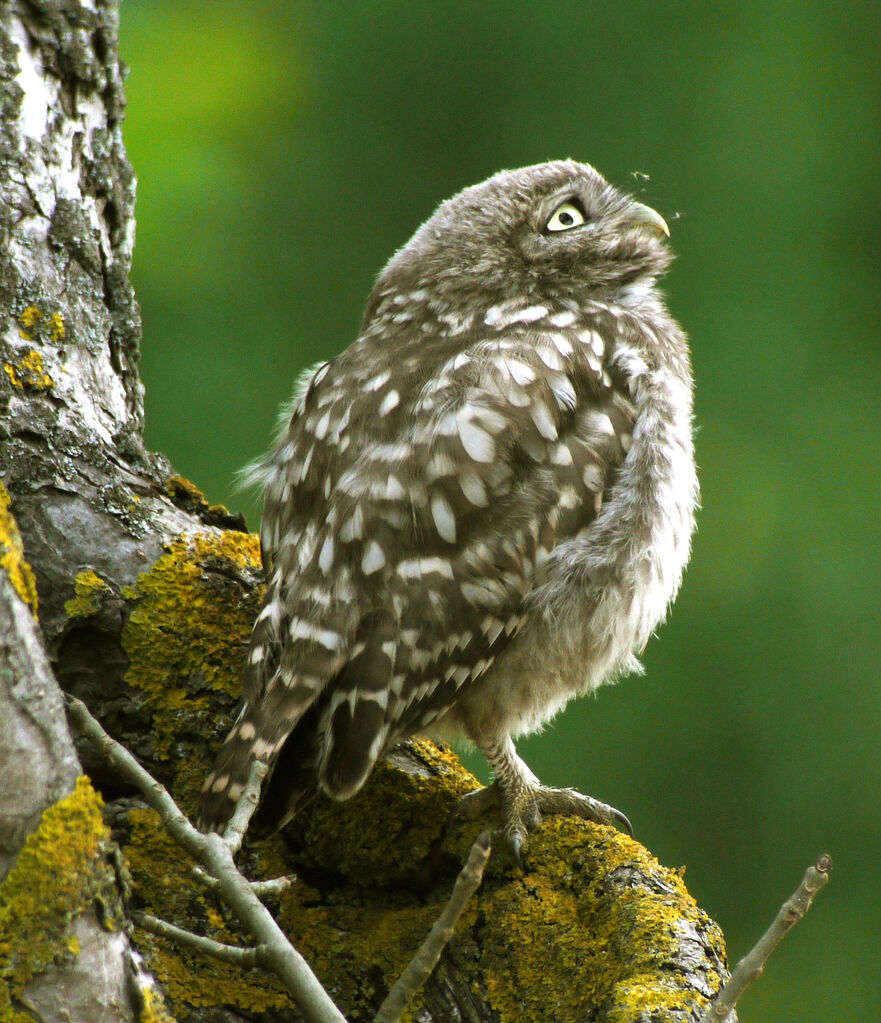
452,737,632,864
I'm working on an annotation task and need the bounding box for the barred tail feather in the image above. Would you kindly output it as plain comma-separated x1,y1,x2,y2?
197,675,322,834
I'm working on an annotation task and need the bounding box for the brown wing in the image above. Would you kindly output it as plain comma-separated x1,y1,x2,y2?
199,304,634,832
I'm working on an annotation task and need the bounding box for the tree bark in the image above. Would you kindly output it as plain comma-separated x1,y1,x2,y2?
0,3,732,1021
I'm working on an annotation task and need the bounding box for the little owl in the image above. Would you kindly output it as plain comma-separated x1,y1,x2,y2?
199,160,698,859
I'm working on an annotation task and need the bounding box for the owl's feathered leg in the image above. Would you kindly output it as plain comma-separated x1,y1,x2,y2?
453,736,632,864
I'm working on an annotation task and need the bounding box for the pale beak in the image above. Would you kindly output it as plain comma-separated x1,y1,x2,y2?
626,202,670,238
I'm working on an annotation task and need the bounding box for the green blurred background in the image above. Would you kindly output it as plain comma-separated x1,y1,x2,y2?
120,3,880,1018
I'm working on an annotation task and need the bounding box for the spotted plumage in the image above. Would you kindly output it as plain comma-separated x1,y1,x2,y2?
199,160,698,855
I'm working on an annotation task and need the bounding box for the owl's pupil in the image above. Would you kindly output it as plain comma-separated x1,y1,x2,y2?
560,212,574,225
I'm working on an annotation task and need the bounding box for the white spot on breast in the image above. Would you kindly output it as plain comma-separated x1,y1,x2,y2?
313,410,332,440
397,556,454,580
371,442,413,463
459,470,489,506
551,443,573,466
480,615,504,645
505,359,537,386
295,445,314,484
379,390,400,416
318,535,335,573
537,345,565,371
513,305,548,324
238,721,256,741
340,505,364,542
365,369,392,391
530,402,558,440
583,411,615,437
430,492,457,543
559,488,579,510
289,618,345,651
361,540,387,575
579,329,606,359
550,332,575,357
457,411,496,463
436,411,459,436
427,451,458,481
549,310,577,328
548,373,577,411
582,463,603,490
385,474,406,499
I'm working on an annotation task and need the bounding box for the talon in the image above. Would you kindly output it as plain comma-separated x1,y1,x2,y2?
505,829,525,868
611,807,633,837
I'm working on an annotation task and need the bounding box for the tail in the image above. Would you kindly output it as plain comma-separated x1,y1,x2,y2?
198,673,324,834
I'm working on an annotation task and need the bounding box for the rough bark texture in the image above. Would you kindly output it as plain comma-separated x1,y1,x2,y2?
0,3,732,1022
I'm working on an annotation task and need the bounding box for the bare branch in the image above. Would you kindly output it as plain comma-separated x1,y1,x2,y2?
132,911,262,968
700,854,832,1023
66,697,348,1023
373,830,492,1023
223,759,268,856
193,866,295,900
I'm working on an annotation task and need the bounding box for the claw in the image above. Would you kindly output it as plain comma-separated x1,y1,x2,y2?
505,829,525,868
611,806,634,838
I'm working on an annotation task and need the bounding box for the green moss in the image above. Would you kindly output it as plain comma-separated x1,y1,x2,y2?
0,482,39,617
121,531,263,766
64,569,110,618
0,777,124,1020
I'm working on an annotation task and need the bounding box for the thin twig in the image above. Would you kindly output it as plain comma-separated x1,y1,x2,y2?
193,866,295,899
699,853,832,1023
373,830,492,1023
65,696,348,1023
132,911,262,968
223,759,268,855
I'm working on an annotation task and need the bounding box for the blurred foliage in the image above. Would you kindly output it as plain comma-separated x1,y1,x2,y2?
120,2,880,1019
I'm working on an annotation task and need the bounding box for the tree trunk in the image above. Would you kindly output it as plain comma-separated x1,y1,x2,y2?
0,3,731,1021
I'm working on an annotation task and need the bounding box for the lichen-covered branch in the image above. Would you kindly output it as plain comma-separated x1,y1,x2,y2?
699,855,832,1023
67,696,348,1023
0,566,167,1022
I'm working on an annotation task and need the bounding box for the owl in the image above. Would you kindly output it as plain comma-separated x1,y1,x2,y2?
199,160,697,859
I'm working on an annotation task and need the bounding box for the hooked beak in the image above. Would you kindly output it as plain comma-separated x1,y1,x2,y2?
625,201,670,238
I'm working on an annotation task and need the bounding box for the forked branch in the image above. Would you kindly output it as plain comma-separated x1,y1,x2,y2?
66,696,490,1023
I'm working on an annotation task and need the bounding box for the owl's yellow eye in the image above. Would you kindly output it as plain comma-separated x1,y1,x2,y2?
545,201,585,232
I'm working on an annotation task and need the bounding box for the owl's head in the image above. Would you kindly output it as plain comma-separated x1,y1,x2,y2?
377,160,672,311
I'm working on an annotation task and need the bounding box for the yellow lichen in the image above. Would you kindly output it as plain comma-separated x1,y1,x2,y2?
3,350,54,391
162,476,239,526
137,981,178,1023
0,482,39,617
49,312,65,342
64,569,110,618
17,305,42,337
0,777,123,1019
476,817,726,1022
121,531,262,764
